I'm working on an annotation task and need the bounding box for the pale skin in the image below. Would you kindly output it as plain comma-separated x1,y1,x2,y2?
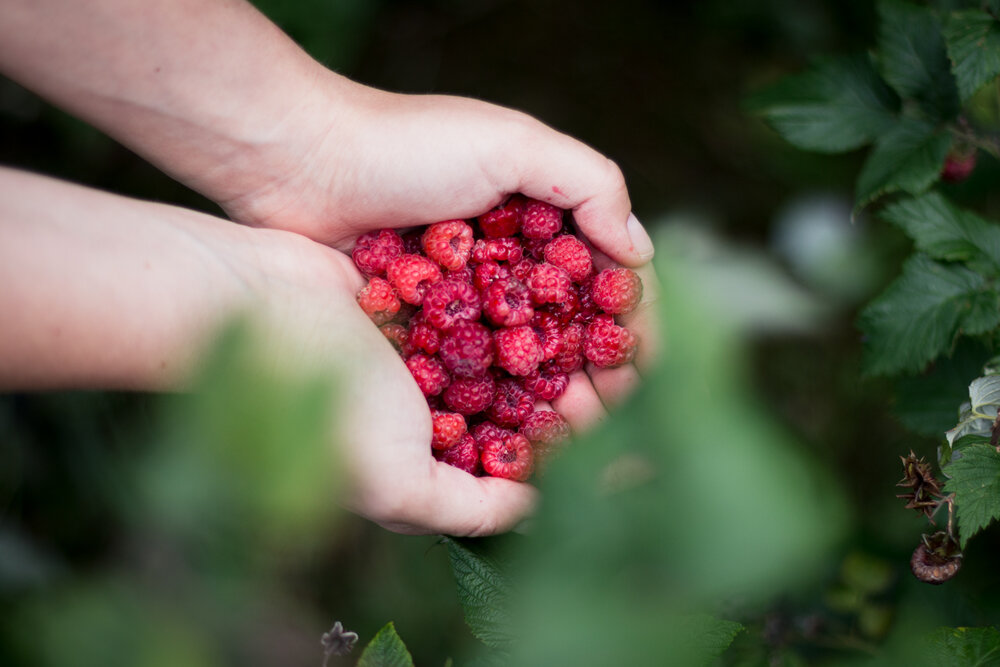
0,0,659,535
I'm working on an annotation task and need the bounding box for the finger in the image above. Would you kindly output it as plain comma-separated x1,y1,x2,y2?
586,361,643,409
550,369,608,433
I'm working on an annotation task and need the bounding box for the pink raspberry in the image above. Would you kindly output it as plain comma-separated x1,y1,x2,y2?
422,279,482,330
405,354,450,396
522,362,569,401
523,237,548,261
477,195,525,238
583,314,638,368
473,261,507,292
486,378,535,428
443,374,496,415
552,322,585,373
543,235,593,283
520,198,563,240
423,220,474,271
520,410,571,459
438,320,494,378
405,313,441,356
379,323,409,354
509,258,536,282
431,410,467,451
435,433,480,476
590,267,643,315
357,276,401,325
472,237,524,264
480,431,534,481
494,325,544,376
482,277,535,328
529,311,564,361
446,265,475,285
387,254,443,305
352,229,405,277
526,262,573,305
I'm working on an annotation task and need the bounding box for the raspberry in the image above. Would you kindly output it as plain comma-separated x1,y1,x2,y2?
480,431,534,481
357,276,401,325
522,362,569,401
482,277,535,328
523,237,548,261
940,149,977,184
472,237,524,264
405,354,451,396
526,262,573,305
583,314,638,368
443,373,495,415
438,320,494,378
529,311,564,361
387,254,443,305
494,325,544,377
422,279,482,330
379,323,409,354
431,410,467,450
486,378,535,428
541,289,580,324
446,265,475,285
352,229,405,277
435,433,480,476
510,258,536,282
473,261,506,291
423,219,475,271
470,421,515,449
590,268,643,315
520,198,563,240
406,314,441,356
520,409,571,457
401,229,424,254
543,235,593,283
477,195,524,238
552,322,585,373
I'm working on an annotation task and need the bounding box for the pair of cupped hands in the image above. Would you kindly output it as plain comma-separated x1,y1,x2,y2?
208,88,659,537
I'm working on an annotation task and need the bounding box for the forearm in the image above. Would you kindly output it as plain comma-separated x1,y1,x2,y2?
0,166,263,390
0,0,357,207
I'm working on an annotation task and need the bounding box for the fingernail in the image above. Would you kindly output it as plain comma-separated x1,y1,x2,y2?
627,213,654,262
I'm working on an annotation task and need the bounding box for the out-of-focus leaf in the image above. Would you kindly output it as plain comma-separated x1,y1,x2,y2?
944,10,1000,102
943,444,1000,546
926,626,1000,665
881,193,1000,270
876,0,960,119
443,537,514,651
357,622,414,667
859,254,1000,376
854,118,952,208
745,54,899,153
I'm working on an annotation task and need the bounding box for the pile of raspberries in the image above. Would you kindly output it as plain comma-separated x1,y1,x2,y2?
352,195,642,482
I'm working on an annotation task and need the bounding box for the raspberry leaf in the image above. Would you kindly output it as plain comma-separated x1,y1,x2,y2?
945,375,1000,449
858,254,1000,376
356,622,414,667
926,626,1000,665
944,10,1000,103
444,537,515,651
944,444,1000,547
745,53,899,153
854,118,952,209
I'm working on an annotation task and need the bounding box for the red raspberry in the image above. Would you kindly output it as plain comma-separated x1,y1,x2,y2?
477,195,525,238
401,229,424,254
470,421,514,449
552,322,585,373
510,258,536,282
352,229,404,277
431,410,467,450
520,198,563,240
522,362,569,401
482,277,534,328
423,220,474,271
379,323,409,354
446,265,475,285
443,374,496,415
435,433,480,476
590,268,643,315
529,311,564,361
472,237,524,264
583,314,638,368
494,325,544,376
520,410,571,457
438,320,494,378
541,289,580,324
523,237,548,261
422,279,482,330
543,235,593,283
406,313,441,356
486,378,535,428
526,262,573,305
940,148,977,183
480,431,534,481
473,261,506,292
387,254,443,305
357,276,401,325
405,354,450,396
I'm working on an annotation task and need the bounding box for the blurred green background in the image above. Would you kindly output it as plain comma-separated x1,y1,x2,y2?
3,1,1000,665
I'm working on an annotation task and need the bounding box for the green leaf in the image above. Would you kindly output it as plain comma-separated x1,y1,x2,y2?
881,192,1000,269
745,53,899,153
859,254,1000,376
946,375,1000,446
944,444,1000,546
945,10,1000,102
855,118,953,207
357,622,414,667
876,0,960,119
927,626,1000,666
444,537,514,650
